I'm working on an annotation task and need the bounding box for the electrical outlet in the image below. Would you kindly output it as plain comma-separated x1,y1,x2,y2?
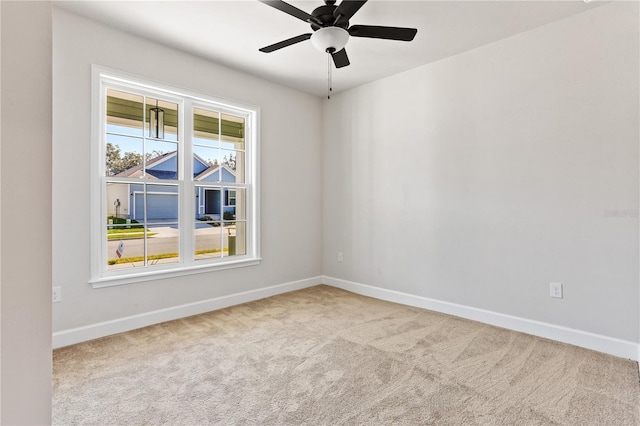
52,286,62,303
337,252,343,262
550,282,563,299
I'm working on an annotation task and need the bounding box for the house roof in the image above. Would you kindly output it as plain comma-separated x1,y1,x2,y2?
115,151,236,181
194,163,236,182
115,151,177,179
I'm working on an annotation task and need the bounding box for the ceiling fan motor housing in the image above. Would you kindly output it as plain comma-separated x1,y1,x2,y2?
310,4,348,30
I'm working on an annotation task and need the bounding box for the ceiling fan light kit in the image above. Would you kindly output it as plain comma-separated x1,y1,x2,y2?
311,27,349,53
258,0,417,98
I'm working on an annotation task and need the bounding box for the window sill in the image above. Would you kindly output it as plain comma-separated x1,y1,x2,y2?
90,257,262,288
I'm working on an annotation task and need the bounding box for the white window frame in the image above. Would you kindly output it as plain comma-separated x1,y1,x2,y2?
90,66,260,287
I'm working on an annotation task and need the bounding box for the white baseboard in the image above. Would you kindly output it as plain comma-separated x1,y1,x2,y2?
52,276,321,349
322,276,640,362
53,274,640,364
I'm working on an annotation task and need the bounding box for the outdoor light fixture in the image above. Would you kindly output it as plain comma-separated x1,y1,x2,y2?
310,27,349,53
149,99,165,139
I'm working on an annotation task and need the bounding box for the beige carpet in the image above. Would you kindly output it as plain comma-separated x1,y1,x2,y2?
53,285,640,425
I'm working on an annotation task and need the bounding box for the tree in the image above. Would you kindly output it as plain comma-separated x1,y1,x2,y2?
222,153,236,171
106,143,142,176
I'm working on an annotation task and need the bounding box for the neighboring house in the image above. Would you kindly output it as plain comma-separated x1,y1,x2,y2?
107,153,236,222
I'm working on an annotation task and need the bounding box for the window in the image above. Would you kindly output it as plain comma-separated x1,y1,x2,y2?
91,67,260,286
225,190,237,207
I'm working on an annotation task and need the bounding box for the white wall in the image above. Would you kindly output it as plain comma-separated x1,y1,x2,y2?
1,1,53,424
52,8,322,332
322,2,639,342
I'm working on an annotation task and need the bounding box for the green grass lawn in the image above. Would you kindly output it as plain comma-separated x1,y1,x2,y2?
107,228,157,240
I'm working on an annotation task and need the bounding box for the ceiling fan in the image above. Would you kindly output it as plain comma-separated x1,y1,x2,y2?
258,0,418,69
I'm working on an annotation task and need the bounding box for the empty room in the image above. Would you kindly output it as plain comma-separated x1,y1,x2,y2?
1,0,639,424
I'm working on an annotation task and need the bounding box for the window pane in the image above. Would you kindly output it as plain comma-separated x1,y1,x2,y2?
219,149,236,181
106,183,145,270
195,220,223,260
146,98,178,142
107,183,180,269
129,184,177,222
106,182,131,219
107,89,143,137
220,149,245,183
194,186,222,219
106,135,143,177
146,224,179,266
193,146,221,182
193,107,220,147
145,184,179,267
235,150,245,184
145,141,178,180
145,184,179,222
220,149,243,183
223,221,246,257
224,188,245,220
107,232,145,270
220,113,245,151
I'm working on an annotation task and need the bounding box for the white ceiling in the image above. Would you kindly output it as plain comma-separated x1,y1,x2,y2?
54,0,602,97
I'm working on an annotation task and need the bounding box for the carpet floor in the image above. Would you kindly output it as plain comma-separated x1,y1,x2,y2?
53,285,640,425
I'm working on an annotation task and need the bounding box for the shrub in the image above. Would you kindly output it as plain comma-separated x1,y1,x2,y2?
107,216,143,229
198,215,220,227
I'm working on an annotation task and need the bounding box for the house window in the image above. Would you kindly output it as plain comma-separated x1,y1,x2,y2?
226,190,237,207
92,67,260,287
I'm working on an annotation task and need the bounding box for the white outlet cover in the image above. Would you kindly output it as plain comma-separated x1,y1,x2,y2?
550,282,563,299
52,286,62,303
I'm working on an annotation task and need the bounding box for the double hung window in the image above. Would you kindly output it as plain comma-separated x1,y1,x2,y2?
91,68,260,286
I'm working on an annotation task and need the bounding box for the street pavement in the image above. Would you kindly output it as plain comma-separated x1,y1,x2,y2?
107,225,231,264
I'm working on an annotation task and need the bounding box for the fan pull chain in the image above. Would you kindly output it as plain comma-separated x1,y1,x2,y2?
327,52,332,100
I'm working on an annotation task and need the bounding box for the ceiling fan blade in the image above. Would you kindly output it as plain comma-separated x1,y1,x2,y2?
331,48,350,68
333,0,367,26
259,33,312,53
259,0,320,25
348,25,417,41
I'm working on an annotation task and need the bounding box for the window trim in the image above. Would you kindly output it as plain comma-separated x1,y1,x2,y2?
90,65,260,287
